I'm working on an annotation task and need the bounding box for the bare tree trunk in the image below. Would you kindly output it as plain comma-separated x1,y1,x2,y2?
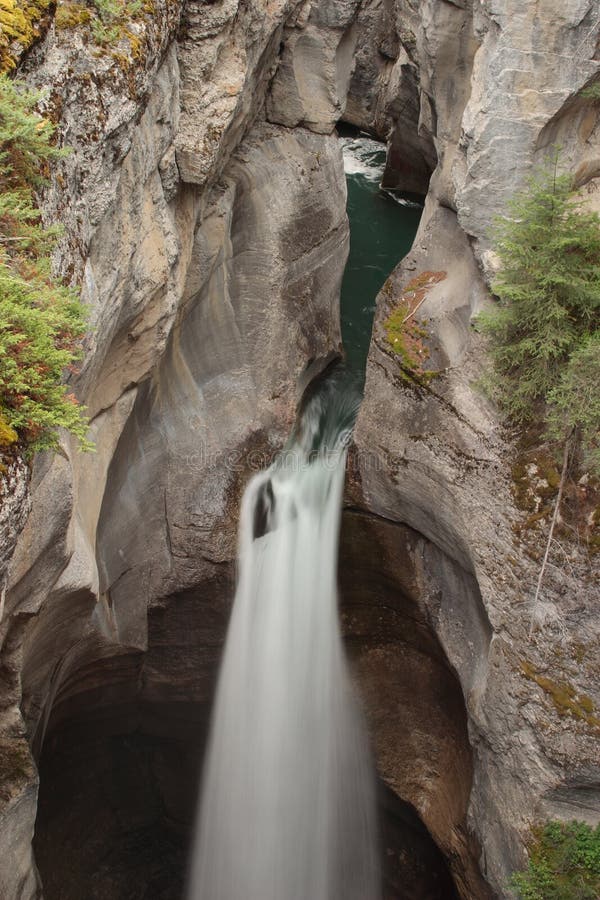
529,436,571,639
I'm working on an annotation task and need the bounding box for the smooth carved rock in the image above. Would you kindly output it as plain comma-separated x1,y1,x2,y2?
96,124,348,640
349,1,600,885
344,4,599,889
266,0,361,134
175,0,306,185
2,0,600,897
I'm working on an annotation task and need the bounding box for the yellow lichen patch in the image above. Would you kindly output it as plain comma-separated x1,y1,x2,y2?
124,27,142,58
0,0,53,71
520,659,600,730
0,412,18,448
383,270,446,384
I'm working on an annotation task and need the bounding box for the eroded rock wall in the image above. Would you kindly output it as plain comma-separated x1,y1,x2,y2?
1,0,599,897
350,0,600,896
0,2,357,896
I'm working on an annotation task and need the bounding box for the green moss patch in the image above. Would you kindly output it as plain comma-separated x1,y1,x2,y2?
520,659,600,730
383,270,446,385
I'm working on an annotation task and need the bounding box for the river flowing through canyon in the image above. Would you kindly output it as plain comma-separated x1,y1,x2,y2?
339,133,423,372
185,135,423,898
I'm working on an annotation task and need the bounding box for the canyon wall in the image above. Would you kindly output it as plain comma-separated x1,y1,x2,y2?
1,2,357,895
0,0,598,898
347,0,600,894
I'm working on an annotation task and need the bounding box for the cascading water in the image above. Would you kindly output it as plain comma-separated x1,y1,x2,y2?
186,368,381,900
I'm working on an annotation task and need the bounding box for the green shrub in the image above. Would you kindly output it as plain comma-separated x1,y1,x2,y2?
56,0,146,46
511,820,600,899
546,331,600,473
479,156,600,472
580,83,600,101
0,74,90,453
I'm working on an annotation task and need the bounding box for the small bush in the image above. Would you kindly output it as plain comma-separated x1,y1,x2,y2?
546,332,600,473
511,820,600,899
55,0,146,46
580,83,600,101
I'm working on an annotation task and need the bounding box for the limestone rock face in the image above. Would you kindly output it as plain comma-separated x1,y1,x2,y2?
175,0,303,185
0,459,29,589
1,0,599,897
20,0,183,285
0,3,350,896
456,0,600,247
95,123,347,653
266,0,361,133
354,209,600,897
348,0,600,896
339,506,494,899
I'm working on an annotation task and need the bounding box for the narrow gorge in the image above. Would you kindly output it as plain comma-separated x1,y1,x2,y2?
0,1,599,899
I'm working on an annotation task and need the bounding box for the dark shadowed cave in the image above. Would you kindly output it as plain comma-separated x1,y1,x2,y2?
31,507,490,900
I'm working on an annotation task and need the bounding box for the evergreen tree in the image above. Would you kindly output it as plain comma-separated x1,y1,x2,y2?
480,159,600,470
0,74,90,453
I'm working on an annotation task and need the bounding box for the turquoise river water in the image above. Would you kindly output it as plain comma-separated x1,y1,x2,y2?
339,134,423,373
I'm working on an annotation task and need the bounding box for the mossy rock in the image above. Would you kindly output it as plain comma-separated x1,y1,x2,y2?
0,414,18,449
54,1,91,29
383,270,446,385
0,0,53,71
520,660,600,730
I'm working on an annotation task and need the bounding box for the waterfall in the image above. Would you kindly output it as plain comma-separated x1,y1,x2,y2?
186,369,381,900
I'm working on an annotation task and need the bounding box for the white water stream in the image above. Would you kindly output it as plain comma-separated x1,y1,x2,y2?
186,373,380,900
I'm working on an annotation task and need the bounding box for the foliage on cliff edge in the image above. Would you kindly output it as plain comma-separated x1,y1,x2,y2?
0,74,90,453
479,159,600,475
511,820,600,899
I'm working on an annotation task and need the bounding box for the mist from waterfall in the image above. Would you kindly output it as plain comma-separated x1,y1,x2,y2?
186,369,381,900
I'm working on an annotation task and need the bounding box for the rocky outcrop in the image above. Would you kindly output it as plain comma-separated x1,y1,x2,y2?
93,122,347,653
456,0,600,249
339,505,493,899
266,0,360,133
353,205,600,896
